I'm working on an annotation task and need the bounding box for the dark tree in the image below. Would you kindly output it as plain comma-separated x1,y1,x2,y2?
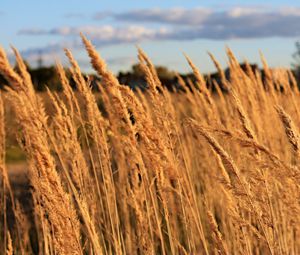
292,41,300,79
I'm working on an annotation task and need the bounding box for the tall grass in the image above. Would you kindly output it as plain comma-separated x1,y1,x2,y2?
0,36,300,254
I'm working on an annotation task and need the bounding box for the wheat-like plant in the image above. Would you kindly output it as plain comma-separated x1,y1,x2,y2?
0,37,299,255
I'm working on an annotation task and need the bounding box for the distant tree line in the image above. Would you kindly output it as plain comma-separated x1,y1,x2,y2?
0,59,298,93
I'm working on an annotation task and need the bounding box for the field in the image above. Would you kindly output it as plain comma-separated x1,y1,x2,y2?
1,35,300,255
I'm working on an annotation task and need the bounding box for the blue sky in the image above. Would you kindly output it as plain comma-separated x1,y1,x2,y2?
1,0,300,74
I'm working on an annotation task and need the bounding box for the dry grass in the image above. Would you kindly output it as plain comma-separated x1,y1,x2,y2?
0,36,300,254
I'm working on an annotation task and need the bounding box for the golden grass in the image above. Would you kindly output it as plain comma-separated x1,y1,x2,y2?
0,36,300,254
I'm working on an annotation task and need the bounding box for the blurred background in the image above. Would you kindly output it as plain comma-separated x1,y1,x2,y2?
2,0,300,85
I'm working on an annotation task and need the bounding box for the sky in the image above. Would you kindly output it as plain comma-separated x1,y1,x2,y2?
1,0,300,74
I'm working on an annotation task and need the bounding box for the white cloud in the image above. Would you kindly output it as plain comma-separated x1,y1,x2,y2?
16,6,300,67
112,7,212,26
20,7,300,41
227,7,267,18
19,25,171,44
110,6,300,39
